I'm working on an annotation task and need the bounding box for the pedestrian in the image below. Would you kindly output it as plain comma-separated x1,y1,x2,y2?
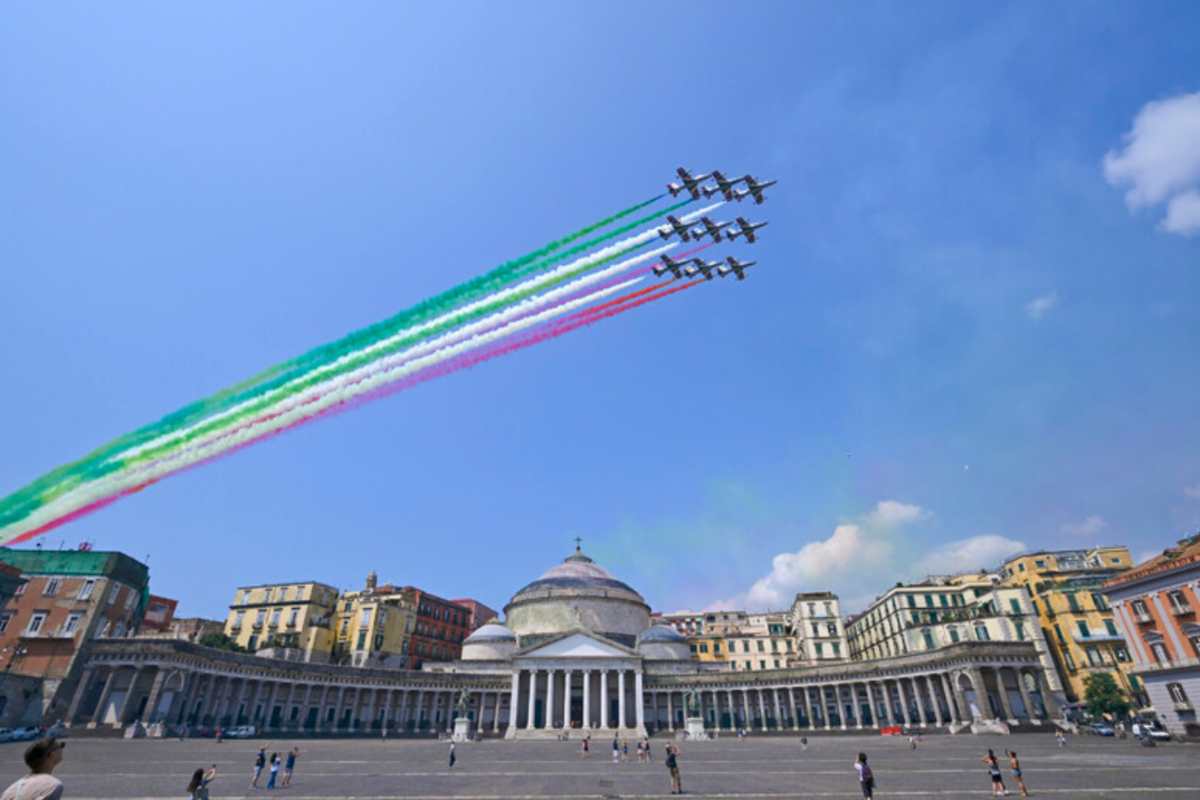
448,742,456,769
1,738,66,800
1056,730,1066,748
187,765,217,800
622,740,629,762
215,725,223,743
612,735,620,764
982,749,1006,797
665,743,683,795
801,736,808,752
252,747,267,788
908,734,917,749
266,752,280,789
645,738,653,762
282,747,299,788
853,752,874,799
1006,751,1029,798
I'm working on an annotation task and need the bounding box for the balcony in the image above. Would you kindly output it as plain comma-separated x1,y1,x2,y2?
1071,631,1126,644
1170,605,1194,617
1133,656,1200,675
1174,700,1194,713
1135,611,1154,624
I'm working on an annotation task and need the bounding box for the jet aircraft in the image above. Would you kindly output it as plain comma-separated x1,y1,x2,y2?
718,256,757,280
652,253,694,279
733,175,777,205
690,216,733,243
701,170,746,201
657,214,694,242
666,167,713,200
684,259,722,281
728,217,768,243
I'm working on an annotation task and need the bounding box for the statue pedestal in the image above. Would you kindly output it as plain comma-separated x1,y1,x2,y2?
451,716,473,743
683,717,709,741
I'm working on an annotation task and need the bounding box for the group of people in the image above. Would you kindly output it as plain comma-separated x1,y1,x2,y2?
851,748,1029,799
250,746,300,790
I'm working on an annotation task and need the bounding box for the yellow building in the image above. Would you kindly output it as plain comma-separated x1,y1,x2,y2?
224,580,339,662
999,546,1145,708
687,633,728,663
334,572,417,667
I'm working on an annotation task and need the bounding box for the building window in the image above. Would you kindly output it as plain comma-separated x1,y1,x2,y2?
14,582,26,596
26,612,47,635
1086,647,1102,666
1067,594,1081,613
233,610,245,628
1076,621,1090,639
1064,650,1076,671
907,595,916,608
107,585,120,606
43,578,60,597
288,608,299,627
774,659,781,668
815,643,824,657
1132,600,1151,621
757,640,765,653
949,627,960,643
1091,593,1109,611
1115,646,1130,662
1167,683,1189,704
62,613,82,635
1035,559,1045,568
1054,624,1066,644
1009,598,1021,614
974,624,990,641
922,629,935,650
1168,591,1189,614
1015,622,1026,641
1104,619,1118,636
356,631,367,650
248,634,258,650
124,590,135,610
832,642,840,657
1151,642,1169,663
77,579,96,600
255,609,266,626
270,609,281,626
0,613,10,633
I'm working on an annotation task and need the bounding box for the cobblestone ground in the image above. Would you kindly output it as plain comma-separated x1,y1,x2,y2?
0,732,1195,798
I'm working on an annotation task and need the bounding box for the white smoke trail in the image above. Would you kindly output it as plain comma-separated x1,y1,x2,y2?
113,202,724,465
6,272,653,540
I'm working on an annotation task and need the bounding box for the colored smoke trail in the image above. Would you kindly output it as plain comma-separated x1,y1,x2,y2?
0,197,720,533
10,278,701,541
0,194,670,523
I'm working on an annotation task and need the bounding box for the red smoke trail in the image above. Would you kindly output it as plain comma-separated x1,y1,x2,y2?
20,279,705,541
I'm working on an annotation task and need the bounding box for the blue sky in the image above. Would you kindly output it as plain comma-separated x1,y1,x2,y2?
1,3,1197,618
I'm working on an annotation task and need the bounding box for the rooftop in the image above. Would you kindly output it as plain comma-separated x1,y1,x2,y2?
1105,533,1200,590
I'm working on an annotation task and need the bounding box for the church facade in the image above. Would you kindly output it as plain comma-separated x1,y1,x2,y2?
63,548,1059,736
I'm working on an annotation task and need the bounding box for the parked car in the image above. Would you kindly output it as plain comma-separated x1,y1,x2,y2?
1088,722,1115,736
0,729,12,743
1132,722,1170,741
7,727,40,742
223,725,257,739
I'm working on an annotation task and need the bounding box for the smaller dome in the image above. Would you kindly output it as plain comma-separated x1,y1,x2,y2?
464,623,516,643
637,625,686,643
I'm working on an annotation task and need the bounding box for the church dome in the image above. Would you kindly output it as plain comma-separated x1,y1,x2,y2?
636,624,692,660
504,545,651,648
461,622,517,661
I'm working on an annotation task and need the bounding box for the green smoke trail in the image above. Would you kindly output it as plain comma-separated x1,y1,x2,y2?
0,196,692,528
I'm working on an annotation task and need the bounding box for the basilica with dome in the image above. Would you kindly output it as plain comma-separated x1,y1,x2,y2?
63,546,1060,738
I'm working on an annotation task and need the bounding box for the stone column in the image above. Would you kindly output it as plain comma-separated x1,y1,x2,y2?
772,688,783,730
853,683,864,729
725,690,735,730
635,672,645,731
913,677,928,727
583,671,591,729
617,670,627,729
397,689,410,731
142,669,168,723
545,669,556,730
667,690,675,731
599,670,609,729
879,680,894,726
993,668,1015,720
939,674,959,723
788,687,800,730
526,671,537,730
563,670,572,729
412,689,423,731
507,671,519,733
66,667,96,725
801,686,813,729
837,685,848,730
115,668,144,725
927,677,944,726
968,668,991,720
822,685,833,730
1016,670,1035,720
951,672,972,722
1037,670,1060,717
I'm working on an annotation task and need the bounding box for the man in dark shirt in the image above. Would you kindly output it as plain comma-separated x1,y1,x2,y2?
251,747,266,788
665,743,682,795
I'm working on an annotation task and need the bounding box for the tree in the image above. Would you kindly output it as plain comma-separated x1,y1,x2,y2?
197,632,245,653
1083,672,1131,719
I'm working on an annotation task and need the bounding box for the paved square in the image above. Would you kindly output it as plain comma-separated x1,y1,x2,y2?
0,733,1196,799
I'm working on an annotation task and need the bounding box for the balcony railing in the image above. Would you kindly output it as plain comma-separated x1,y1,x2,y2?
1135,611,1153,623
1071,631,1125,644
1133,656,1200,674
1170,605,1194,616
1174,700,1194,712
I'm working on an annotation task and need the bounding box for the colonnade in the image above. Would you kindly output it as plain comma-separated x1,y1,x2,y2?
506,667,644,734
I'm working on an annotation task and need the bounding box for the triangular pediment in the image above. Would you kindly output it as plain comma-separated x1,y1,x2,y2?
517,630,635,658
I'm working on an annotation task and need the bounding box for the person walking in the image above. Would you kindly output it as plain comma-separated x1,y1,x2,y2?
282,748,299,788
1,738,66,800
611,735,620,764
187,766,217,800
266,752,280,789
801,736,808,752
1056,730,1066,748
983,749,1006,797
854,752,874,799
252,747,267,788
448,741,457,769
665,743,683,795
1006,750,1029,798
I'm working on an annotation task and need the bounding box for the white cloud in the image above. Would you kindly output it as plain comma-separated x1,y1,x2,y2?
1184,484,1200,500
707,500,927,612
915,534,1027,577
1103,91,1200,236
1025,291,1059,319
1061,514,1107,537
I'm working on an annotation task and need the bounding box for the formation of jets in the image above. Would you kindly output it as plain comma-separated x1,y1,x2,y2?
657,167,773,283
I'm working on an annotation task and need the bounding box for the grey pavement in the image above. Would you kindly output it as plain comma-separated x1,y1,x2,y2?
0,732,1196,799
